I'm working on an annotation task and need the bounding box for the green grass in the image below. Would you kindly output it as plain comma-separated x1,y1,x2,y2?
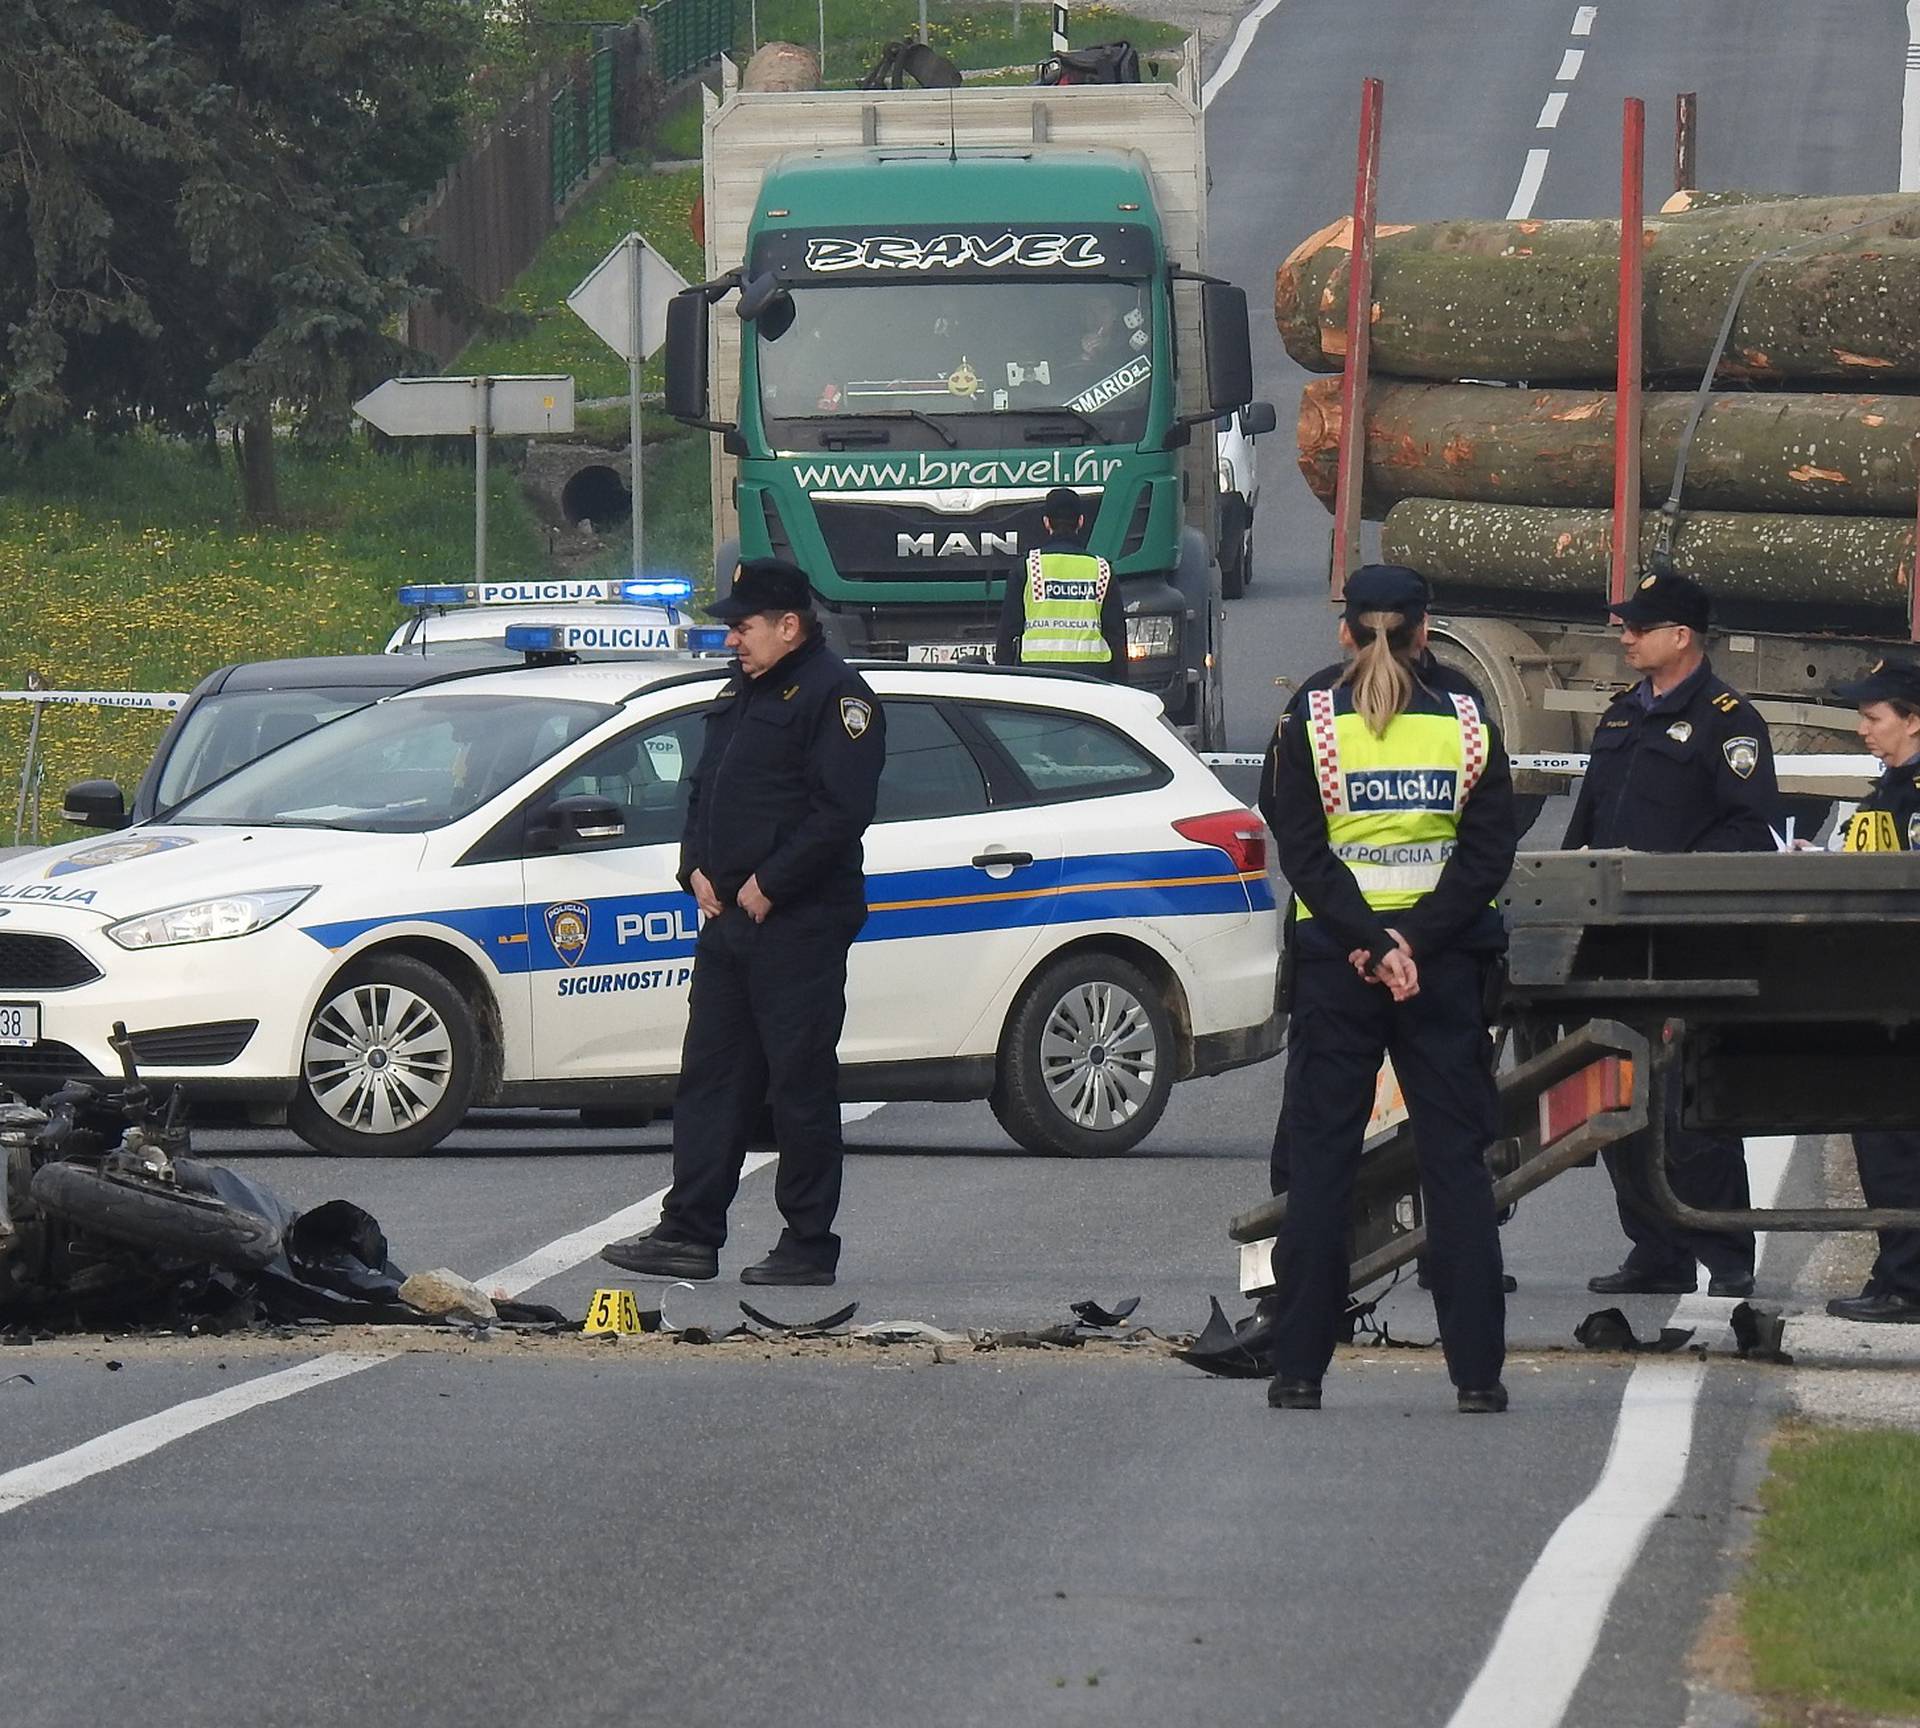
1741,1425,1920,1721
653,86,707,161
0,434,544,839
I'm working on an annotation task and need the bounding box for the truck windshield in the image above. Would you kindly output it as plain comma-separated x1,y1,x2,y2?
757,280,1155,449
160,693,612,833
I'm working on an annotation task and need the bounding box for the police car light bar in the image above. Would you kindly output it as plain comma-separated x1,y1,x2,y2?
504,624,566,654
684,626,731,653
505,619,689,657
619,576,696,604
397,583,471,608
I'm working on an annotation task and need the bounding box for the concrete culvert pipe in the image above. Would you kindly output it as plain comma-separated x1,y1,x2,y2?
561,464,632,528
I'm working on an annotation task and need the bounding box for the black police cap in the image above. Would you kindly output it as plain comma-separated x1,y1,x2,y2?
705,558,816,623
1833,655,1920,707
1043,486,1086,525
1342,564,1429,620
1611,569,1711,631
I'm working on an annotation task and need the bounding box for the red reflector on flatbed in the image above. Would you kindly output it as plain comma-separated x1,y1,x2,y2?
1538,1057,1634,1146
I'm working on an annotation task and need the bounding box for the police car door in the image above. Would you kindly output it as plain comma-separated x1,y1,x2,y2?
519,707,707,1079
842,698,1062,1061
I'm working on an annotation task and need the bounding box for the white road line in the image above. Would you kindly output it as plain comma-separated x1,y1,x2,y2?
1903,2,1920,190
0,1354,385,1516
1444,1134,1797,1728
0,1114,874,1514
1537,92,1568,130
1507,149,1552,220
1201,0,1290,108
1571,6,1597,36
1556,47,1586,80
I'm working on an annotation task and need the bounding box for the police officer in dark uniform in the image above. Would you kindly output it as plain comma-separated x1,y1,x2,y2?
992,487,1128,679
1568,569,1777,1299
601,559,885,1287
1261,565,1519,1412
1825,656,1920,1322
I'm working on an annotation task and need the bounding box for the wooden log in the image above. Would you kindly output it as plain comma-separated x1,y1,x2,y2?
1275,195,1920,374
1297,379,1920,516
1380,498,1915,619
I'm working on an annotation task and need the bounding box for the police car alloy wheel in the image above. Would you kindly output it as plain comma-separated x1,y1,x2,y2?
991,952,1174,1157
289,955,483,1158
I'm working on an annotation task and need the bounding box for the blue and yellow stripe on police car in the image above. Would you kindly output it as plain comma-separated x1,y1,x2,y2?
299,847,1273,974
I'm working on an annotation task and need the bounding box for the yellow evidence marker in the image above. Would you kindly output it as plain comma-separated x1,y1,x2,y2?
584,1287,646,1335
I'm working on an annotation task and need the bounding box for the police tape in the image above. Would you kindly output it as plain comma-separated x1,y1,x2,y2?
0,690,188,712
1197,749,1880,781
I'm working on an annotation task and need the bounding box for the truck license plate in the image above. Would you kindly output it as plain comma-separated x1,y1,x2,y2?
908,642,993,665
0,1003,39,1048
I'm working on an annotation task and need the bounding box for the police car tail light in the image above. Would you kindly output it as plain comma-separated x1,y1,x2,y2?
1126,616,1177,661
619,576,695,604
1173,810,1266,874
397,583,472,608
106,887,317,950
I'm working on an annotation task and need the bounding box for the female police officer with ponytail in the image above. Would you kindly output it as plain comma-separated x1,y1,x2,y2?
1258,565,1519,1412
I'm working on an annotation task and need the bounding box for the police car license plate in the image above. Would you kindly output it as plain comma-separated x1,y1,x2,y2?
908,643,992,665
0,1003,39,1047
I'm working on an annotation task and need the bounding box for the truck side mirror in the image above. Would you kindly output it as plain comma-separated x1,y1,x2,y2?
664,293,712,424
62,779,127,831
1201,280,1255,413
736,271,795,340
1241,400,1278,437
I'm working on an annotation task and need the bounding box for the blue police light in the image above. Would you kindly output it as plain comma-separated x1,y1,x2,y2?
397,583,470,608
684,626,732,653
618,576,696,605
504,624,564,654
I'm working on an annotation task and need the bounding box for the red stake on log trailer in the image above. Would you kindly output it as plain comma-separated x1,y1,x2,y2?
1912,437,1920,643
1611,97,1646,610
1330,77,1383,601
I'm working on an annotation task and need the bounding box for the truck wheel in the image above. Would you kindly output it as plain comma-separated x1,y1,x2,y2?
990,952,1175,1157
30,1162,283,1270
289,956,480,1157
1219,496,1251,599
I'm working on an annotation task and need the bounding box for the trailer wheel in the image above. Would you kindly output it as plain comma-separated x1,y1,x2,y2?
990,952,1174,1157
1219,495,1252,599
290,955,480,1157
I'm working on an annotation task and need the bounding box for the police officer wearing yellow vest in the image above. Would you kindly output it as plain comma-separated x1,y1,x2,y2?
1259,565,1519,1413
993,487,1128,680
1568,569,1775,1301
1824,656,1920,1322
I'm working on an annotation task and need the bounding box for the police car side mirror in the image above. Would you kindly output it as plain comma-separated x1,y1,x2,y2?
63,779,128,831
538,794,627,852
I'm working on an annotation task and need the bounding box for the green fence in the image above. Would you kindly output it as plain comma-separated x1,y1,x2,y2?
550,45,620,211
649,0,735,84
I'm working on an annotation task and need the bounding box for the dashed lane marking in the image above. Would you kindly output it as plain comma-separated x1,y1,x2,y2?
1556,47,1586,79
1903,2,1920,189
1572,6,1597,35
1537,92,1568,130
1507,148,1552,220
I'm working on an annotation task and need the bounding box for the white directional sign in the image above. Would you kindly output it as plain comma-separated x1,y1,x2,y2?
352,375,575,437
567,235,688,364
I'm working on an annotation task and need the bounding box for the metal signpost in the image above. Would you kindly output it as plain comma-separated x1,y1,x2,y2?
566,233,691,584
351,375,576,583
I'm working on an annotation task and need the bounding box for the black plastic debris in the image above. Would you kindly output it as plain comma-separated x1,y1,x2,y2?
1174,1296,1274,1379
739,1300,860,1337
1574,1308,1696,1354
1069,1295,1141,1330
0,1372,32,1387
1729,1302,1793,1364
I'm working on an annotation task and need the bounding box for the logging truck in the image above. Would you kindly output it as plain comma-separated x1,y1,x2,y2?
661,39,1263,747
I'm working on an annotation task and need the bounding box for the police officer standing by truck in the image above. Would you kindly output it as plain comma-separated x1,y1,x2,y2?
1567,569,1778,1300
993,487,1128,681
601,559,885,1287
1261,565,1518,1413
1824,656,1920,1323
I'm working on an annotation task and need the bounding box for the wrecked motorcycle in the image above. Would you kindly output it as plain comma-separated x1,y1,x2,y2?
1,1022,284,1321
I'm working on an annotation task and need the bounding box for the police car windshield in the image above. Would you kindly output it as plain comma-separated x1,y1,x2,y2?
757,280,1154,450
161,693,613,833
154,686,388,812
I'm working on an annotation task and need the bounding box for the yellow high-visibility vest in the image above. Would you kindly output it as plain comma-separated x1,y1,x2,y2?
1299,686,1488,916
1019,550,1113,665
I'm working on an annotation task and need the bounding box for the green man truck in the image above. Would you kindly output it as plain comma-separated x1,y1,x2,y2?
662,40,1262,745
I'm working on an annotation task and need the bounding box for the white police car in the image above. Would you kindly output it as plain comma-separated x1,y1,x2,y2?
0,658,1279,1159
386,575,690,655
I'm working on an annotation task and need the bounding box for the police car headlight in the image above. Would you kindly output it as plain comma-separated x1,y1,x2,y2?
105,887,317,950
1126,615,1179,661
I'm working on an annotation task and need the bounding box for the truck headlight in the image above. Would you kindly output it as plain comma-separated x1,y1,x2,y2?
106,887,317,950
1126,615,1179,661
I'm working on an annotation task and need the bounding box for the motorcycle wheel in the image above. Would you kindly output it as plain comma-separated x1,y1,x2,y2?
28,1162,283,1272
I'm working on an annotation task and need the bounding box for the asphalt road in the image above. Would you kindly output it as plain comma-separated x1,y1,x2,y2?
5,7,1911,1725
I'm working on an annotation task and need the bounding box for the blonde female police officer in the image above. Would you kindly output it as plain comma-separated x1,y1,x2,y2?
1258,565,1519,1412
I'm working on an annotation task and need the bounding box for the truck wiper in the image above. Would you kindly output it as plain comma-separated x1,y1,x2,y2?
1013,408,1105,445
826,408,959,448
